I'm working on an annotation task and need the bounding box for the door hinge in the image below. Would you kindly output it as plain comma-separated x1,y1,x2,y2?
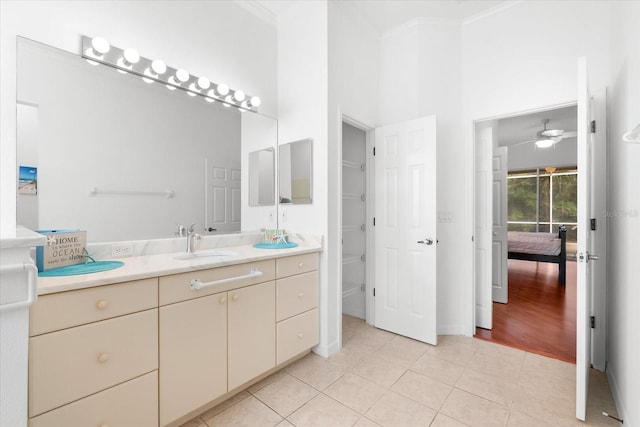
373,288,376,297
590,316,596,329
373,217,376,226
591,218,597,231
591,120,596,133
373,147,376,156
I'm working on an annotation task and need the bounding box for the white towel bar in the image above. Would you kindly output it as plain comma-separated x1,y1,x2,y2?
89,187,174,198
190,268,263,290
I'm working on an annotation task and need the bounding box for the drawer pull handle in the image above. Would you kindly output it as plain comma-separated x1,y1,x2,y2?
96,300,108,310
98,353,110,364
219,296,226,304
190,268,263,290
297,333,304,339
298,292,304,298
232,294,239,301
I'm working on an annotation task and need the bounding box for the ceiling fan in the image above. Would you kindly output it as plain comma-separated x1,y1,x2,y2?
516,119,577,148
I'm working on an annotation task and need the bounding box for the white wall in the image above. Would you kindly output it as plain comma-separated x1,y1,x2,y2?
0,0,277,238
606,2,640,425
506,139,577,171
379,17,465,334
276,1,332,355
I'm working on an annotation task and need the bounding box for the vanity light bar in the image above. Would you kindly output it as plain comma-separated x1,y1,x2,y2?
80,36,261,111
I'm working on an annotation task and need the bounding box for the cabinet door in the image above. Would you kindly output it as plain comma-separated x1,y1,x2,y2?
29,371,157,427
159,293,227,426
228,281,275,390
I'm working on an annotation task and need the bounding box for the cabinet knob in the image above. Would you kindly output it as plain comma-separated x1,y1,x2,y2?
297,333,304,339
298,262,304,269
232,294,239,301
219,296,226,304
298,292,304,299
96,300,108,310
97,353,109,364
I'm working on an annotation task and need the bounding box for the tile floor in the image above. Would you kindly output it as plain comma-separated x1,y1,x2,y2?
182,315,621,427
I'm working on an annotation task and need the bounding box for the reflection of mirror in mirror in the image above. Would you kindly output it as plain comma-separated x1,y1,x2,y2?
15,37,277,243
279,139,313,204
248,148,275,206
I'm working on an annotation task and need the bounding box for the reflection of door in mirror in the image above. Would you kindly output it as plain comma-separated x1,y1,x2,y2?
279,139,312,204
248,148,275,206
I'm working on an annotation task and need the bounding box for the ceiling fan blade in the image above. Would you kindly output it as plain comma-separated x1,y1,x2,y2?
511,138,537,147
540,129,564,137
562,130,577,138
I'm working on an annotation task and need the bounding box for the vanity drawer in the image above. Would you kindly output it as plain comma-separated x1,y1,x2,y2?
277,308,319,365
159,259,275,305
276,271,319,321
29,309,158,417
30,278,158,336
29,371,158,427
276,253,318,278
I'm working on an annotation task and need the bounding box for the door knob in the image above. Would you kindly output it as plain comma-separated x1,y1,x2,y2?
417,238,434,245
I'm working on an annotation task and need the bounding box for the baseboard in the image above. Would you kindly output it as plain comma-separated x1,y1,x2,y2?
313,338,341,358
437,324,471,336
607,364,631,426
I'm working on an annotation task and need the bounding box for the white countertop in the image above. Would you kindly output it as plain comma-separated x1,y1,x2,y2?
37,241,322,295
0,227,47,249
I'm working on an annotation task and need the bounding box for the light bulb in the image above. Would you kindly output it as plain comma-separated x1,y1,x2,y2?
175,68,189,83
197,77,210,90
249,96,261,107
233,90,246,102
241,101,249,109
123,48,140,65
216,83,229,96
205,96,216,103
223,95,233,107
535,139,555,149
91,37,110,56
151,59,167,75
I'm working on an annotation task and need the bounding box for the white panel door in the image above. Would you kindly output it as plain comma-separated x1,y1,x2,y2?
474,125,493,329
207,166,241,233
492,147,508,304
576,56,595,421
374,116,437,345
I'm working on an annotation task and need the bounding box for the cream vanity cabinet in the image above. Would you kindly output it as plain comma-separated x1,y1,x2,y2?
28,278,159,427
28,251,319,427
158,259,277,426
276,253,319,364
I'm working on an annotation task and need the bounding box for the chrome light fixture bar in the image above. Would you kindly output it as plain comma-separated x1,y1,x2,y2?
81,35,261,111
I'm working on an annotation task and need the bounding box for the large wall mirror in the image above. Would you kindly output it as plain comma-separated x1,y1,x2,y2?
279,138,313,204
15,37,277,243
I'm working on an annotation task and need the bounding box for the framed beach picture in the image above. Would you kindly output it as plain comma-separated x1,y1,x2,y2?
18,166,37,195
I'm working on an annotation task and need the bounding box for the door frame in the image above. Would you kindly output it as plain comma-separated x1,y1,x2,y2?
470,100,578,334
467,100,577,336
339,110,376,330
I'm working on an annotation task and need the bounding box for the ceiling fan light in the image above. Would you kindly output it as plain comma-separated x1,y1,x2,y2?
535,138,555,149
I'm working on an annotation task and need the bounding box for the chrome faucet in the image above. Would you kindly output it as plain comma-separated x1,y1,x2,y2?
186,223,200,253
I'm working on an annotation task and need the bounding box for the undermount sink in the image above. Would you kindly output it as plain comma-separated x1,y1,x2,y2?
174,250,237,260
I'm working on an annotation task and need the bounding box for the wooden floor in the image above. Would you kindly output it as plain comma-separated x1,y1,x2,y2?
475,259,577,363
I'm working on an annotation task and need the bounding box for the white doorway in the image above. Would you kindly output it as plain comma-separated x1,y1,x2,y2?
342,122,368,319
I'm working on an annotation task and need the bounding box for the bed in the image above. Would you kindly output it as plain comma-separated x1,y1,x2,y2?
507,225,567,284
